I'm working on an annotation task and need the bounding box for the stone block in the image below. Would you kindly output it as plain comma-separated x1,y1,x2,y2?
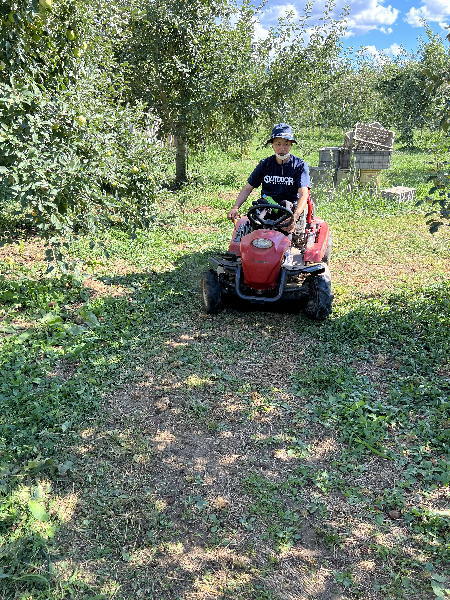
310,166,335,188
381,186,416,202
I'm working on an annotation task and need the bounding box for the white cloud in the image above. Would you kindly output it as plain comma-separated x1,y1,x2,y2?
361,44,381,59
259,0,400,37
253,21,270,41
345,0,399,36
405,0,450,27
360,42,406,63
386,42,403,56
262,3,301,23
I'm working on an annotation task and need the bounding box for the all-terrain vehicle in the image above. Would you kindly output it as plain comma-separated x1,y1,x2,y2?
201,193,333,320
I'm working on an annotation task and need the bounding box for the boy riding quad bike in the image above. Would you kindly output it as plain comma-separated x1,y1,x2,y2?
201,193,333,320
201,123,333,320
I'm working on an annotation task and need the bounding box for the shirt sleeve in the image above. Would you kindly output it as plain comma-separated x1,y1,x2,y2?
299,162,310,188
247,160,264,188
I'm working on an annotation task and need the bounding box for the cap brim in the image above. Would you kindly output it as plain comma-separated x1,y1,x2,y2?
265,137,297,145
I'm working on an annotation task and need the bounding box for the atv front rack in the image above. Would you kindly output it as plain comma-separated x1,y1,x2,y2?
210,254,325,303
235,266,289,302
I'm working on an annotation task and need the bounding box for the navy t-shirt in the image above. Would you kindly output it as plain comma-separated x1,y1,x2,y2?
247,155,310,204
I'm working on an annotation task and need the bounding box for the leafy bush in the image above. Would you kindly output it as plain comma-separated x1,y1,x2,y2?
0,0,172,252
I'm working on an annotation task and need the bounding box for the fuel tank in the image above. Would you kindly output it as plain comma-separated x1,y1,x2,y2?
240,229,290,290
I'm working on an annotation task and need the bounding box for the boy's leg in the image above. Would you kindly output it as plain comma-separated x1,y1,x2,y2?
292,207,307,248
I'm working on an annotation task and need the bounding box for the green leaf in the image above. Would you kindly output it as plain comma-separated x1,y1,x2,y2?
28,500,49,522
16,331,32,343
78,308,99,328
432,574,448,583
40,312,63,325
431,581,448,598
57,460,73,475
13,573,50,585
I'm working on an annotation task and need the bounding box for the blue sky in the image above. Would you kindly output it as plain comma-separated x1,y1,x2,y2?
253,0,450,59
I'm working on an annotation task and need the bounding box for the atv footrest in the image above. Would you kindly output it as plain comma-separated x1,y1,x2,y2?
210,255,239,270
283,263,325,276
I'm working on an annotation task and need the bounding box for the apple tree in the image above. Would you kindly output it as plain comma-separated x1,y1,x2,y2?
0,0,169,261
377,33,449,147
125,0,272,183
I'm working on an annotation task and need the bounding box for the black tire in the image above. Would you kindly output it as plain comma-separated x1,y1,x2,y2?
322,233,332,263
302,271,333,321
201,269,223,314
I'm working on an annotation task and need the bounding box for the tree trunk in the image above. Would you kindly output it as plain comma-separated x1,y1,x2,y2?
174,134,187,184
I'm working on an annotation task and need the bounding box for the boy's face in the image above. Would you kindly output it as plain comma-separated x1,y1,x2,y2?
272,137,293,155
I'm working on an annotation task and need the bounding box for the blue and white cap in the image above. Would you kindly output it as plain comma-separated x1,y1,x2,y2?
265,123,297,145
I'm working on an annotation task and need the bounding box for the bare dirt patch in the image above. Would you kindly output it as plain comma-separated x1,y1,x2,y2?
83,277,131,299
54,309,432,600
0,239,45,266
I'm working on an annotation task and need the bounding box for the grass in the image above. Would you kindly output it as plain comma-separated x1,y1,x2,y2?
0,129,449,600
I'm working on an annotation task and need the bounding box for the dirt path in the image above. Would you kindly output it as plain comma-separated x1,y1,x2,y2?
52,304,407,600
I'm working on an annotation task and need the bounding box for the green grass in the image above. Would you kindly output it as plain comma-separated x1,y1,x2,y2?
0,130,449,600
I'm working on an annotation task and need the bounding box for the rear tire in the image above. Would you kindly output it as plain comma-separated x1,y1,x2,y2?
322,233,332,263
302,270,333,321
201,269,223,314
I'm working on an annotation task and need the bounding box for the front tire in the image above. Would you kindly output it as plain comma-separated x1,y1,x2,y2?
302,270,333,321
201,269,223,314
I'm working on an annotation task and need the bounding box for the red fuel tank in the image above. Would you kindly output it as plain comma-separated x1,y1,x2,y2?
240,230,289,290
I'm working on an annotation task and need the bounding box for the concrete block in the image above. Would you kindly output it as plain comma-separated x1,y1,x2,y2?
310,166,335,188
381,186,416,202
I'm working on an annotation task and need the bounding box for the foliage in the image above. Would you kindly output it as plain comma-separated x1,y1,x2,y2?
126,0,267,182
126,0,345,181
420,30,450,233
263,0,346,129
317,58,385,128
377,33,449,147
0,0,170,258
419,156,450,232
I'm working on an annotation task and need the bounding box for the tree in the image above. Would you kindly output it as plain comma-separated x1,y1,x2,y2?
126,0,346,182
262,1,346,129
420,29,450,232
314,57,385,128
377,32,449,147
0,0,168,256
126,0,265,183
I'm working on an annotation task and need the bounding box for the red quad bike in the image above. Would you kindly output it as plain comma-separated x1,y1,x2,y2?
201,194,333,320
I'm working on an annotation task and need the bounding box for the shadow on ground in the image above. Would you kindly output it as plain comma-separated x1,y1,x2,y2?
2,249,448,600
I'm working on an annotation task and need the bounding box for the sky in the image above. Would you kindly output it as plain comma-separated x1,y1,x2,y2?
253,0,450,60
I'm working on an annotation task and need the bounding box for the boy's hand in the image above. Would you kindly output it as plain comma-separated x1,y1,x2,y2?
228,207,239,221
284,211,301,233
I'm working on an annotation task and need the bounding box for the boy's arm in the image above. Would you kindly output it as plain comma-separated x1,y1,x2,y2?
294,186,308,220
228,183,254,220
